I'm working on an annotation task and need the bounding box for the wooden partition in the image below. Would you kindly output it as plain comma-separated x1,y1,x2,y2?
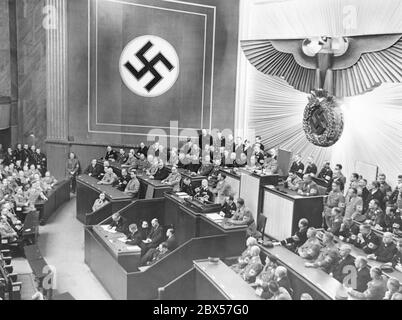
158,268,196,300
85,232,230,300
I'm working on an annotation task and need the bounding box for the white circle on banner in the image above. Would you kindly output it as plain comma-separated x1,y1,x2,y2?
119,35,180,97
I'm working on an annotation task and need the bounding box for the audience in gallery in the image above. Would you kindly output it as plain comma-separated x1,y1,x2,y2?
0,143,62,246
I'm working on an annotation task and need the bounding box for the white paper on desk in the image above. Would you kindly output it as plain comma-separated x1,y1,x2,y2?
206,213,224,221
108,228,117,234
176,192,188,196
125,245,141,252
117,237,127,242
101,225,109,231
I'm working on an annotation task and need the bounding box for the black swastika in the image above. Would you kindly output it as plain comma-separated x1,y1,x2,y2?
124,41,175,92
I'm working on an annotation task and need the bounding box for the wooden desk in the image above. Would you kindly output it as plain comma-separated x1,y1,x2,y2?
164,194,247,256
35,180,70,225
262,186,325,240
137,175,173,199
76,175,132,225
89,225,141,272
260,245,346,300
193,259,263,300
238,169,279,222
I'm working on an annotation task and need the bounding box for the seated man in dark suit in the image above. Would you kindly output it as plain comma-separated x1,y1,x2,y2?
165,228,178,251
140,242,170,266
125,224,145,246
105,146,118,162
84,159,101,178
220,195,237,218
108,212,126,233
140,218,164,255
330,244,355,284
280,218,309,252
150,160,170,181
353,256,372,292
180,177,195,196
367,232,397,263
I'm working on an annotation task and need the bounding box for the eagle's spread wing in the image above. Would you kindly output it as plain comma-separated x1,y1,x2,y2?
241,34,402,97
333,35,402,97
241,39,317,94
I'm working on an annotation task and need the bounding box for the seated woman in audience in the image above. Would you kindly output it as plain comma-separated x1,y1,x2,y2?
347,266,387,300
280,218,309,252
367,232,397,263
239,246,263,283
305,232,340,274
383,278,400,300
267,281,292,300
297,227,322,260
231,236,258,273
92,193,109,212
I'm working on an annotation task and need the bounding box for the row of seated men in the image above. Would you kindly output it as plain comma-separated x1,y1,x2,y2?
0,143,47,173
230,222,402,300
278,218,402,299
322,175,402,238
0,164,58,245
105,214,178,267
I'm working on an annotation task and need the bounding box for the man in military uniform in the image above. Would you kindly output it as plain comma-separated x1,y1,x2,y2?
327,207,344,235
197,155,213,176
317,161,333,185
105,146,118,162
116,168,131,191
194,179,213,202
285,171,302,191
220,195,237,218
297,174,319,196
34,148,47,172
161,166,182,192
207,159,223,188
384,205,402,235
305,232,340,274
323,180,345,228
97,167,118,185
297,227,322,260
344,187,363,219
289,154,304,178
180,176,195,196
304,156,318,176
366,199,385,230
116,149,128,165
354,224,380,254
211,172,233,205
378,173,392,195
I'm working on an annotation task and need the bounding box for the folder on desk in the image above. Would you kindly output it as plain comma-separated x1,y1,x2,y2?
206,213,224,222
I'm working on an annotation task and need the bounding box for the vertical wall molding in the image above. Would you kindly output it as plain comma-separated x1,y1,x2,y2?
46,0,68,141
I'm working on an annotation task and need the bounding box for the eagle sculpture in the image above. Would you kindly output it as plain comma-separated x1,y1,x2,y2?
241,34,402,146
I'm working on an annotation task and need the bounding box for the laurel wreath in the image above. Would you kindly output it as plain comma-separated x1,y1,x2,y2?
303,89,344,147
